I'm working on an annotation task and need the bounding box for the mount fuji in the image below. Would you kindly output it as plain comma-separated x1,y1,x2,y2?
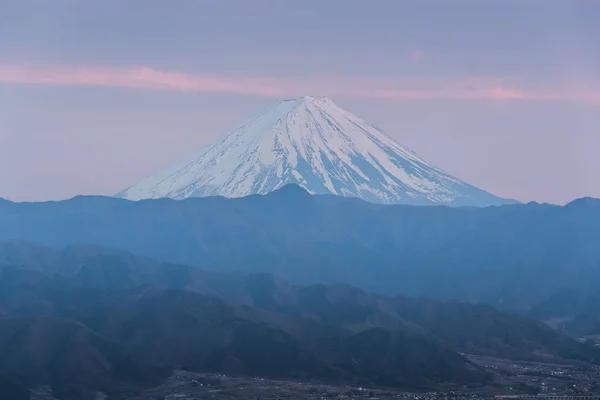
117,96,514,206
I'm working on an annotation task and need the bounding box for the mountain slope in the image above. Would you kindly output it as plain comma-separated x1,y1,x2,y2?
1,191,599,312
2,242,599,367
0,265,489,392
117,96,512,206
0,317,169,400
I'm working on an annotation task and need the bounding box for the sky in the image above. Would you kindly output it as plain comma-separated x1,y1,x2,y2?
1,0,599,204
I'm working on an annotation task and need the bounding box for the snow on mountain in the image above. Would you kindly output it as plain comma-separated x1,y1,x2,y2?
117,96,514,206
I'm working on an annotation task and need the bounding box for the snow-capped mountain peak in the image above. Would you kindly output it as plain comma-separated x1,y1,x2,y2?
117,96,513,206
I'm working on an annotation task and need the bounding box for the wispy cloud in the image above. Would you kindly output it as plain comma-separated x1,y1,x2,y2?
0,64,284,96
1,63,599,104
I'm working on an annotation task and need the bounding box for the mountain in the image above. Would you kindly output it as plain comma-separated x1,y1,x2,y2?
117,96,513,206
1,190,599,312
2,242,599,367
0,375,29,400
0,265,489,395
241,274,600,365
529,288,600,338
0,316,169,400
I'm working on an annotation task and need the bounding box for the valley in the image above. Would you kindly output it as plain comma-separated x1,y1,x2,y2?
29,358,600,400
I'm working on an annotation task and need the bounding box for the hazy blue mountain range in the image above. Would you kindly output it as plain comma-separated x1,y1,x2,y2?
2,241,600,398
1,241,598,366
0,243,486,398
1,187,598,313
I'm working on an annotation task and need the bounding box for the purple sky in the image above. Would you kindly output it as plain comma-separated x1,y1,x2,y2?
1,0,599,204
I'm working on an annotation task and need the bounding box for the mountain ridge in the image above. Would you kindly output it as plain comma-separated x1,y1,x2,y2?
2,189,600,312
1,241,598,367
0,249,494,395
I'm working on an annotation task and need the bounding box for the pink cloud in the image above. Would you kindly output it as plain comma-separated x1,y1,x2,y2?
0,65,284,96
1,63,599,104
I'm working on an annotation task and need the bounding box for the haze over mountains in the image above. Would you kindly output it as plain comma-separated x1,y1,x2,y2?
1,114,598,398
1,241,599,399
1,187,599,313
2,188,600,398
117,97,514,207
